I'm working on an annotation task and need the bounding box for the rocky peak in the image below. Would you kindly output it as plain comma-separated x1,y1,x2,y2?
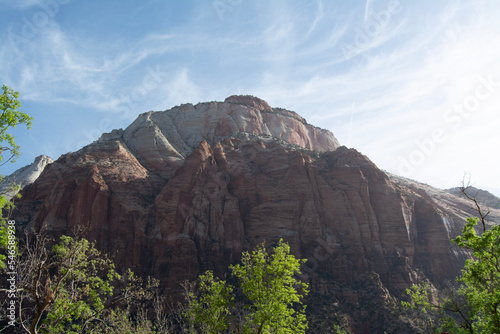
98,96,340,178
224,95,272,112
0,155,54,199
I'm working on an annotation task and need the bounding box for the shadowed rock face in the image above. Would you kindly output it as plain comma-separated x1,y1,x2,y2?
12,96,500,333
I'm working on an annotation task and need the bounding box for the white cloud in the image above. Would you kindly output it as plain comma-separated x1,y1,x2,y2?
160,69,203,108
1,0,48,9
1,0,499,194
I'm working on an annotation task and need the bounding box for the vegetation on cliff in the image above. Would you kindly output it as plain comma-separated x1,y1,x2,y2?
404,189,500,333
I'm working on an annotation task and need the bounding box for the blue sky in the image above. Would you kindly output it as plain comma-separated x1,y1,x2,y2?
1,0,500,196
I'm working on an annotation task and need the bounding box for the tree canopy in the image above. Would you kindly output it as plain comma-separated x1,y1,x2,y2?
0,84,33,270
184,239,309,334
6,233,155,334
0,84,33,165
403,190,500,333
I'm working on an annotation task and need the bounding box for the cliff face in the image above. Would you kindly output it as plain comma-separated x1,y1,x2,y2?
13,96,500,333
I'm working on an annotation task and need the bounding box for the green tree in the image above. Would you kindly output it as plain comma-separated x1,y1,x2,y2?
0,84,33,269
0,85,33,165
4,232,153,334
403,188,500,333
231,239,309,334
184,239,309,334
453,216,500,332
183,271,233,334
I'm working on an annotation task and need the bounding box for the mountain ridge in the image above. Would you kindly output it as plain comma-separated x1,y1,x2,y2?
10,95,500,333
445,186,500,210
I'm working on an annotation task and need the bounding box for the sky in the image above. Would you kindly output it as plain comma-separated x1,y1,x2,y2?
1,0,499,197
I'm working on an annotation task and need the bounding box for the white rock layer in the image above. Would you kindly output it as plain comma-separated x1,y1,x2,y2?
0,155,54,199
117,95,339,157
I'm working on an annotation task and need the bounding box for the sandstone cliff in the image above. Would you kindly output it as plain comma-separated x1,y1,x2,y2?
101,95,340,180
12,96,499,333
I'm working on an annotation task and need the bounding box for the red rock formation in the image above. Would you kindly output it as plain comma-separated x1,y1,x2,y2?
12,96,500,333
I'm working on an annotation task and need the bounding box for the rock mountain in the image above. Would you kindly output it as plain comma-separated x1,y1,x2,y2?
0,154,53,200
12,95,500,333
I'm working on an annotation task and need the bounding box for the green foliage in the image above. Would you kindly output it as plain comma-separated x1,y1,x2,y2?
184,239,309,334
14,234,152,334
41,236,119,333
88,305,161,334
402,283,433,315
332,324,349,334
184,271,234,334
231,239,309,334
0,84,33,164
402,283,455,333
453,217,500,332
403,217,500,333
0,84,33,269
